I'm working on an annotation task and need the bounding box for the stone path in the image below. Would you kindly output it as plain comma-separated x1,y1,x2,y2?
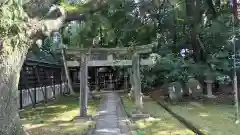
91,92,131,135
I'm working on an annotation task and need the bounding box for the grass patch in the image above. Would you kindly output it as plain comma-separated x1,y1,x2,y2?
121,95,135,115
121,95,195,135
162,101,240,135
19,95,101,135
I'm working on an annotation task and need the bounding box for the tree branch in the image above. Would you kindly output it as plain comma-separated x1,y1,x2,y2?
23,0,107,42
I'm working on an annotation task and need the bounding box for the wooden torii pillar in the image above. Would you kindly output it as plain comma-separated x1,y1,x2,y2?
57,44,155,117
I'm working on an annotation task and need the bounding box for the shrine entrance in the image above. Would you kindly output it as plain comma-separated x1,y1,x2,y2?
98,66,114,90
57,44,155,117
69,66,128,91
97,66,127,91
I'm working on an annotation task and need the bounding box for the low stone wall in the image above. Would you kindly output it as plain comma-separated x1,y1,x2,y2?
18,83,68,108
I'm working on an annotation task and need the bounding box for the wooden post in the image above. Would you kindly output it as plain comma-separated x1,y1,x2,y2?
63,76,65,94
109,74,113,90
33,66,37,105
124,71,128,90
95,67,99,91
62,49,75,95
104,77,106,89
132,53,143,110
60,69,63,95
44,70,48,103
53,70,56,98
23,66,35,107
79,54,88,116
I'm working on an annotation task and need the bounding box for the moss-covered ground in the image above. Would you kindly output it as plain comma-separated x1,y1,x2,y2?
163,101,240,135
19,95,101,135
150,90,240,135
121,94,194,135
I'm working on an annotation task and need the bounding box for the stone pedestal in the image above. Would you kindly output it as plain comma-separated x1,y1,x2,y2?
73,115,92,121
204,80,216,98
131,106,149,120
131,112,150,120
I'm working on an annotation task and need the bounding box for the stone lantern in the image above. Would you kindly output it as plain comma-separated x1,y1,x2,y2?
204,72,216,98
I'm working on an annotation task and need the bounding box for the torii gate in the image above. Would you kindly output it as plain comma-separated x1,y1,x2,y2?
58,44,156,117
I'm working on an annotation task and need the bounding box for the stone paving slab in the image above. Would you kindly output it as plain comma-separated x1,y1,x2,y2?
91,92,131,135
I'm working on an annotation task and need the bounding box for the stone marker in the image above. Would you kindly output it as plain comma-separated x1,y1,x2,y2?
168,82,183,101
186,78,202,98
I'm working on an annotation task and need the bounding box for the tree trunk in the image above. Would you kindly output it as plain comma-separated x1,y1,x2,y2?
61,49,75,95
186,0,202,62
172,5,178,53
0,44,30,135
192,0,202,62
0,0,108,135
185,0,194,17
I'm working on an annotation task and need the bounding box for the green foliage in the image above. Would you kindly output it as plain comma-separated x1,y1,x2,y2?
141,53,191,88
60,0,156,48
35,0,238,89
63,21,89,47
29,36,61,64
139,0,238,90
142,49,233,89
0,0,29,47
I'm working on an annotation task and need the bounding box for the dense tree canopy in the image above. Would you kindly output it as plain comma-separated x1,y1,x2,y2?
1,0,237,86
54,0,239,87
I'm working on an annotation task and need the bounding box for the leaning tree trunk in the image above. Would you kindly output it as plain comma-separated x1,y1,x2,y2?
61,49,75,95
0,0,108,134
0,44,30,135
